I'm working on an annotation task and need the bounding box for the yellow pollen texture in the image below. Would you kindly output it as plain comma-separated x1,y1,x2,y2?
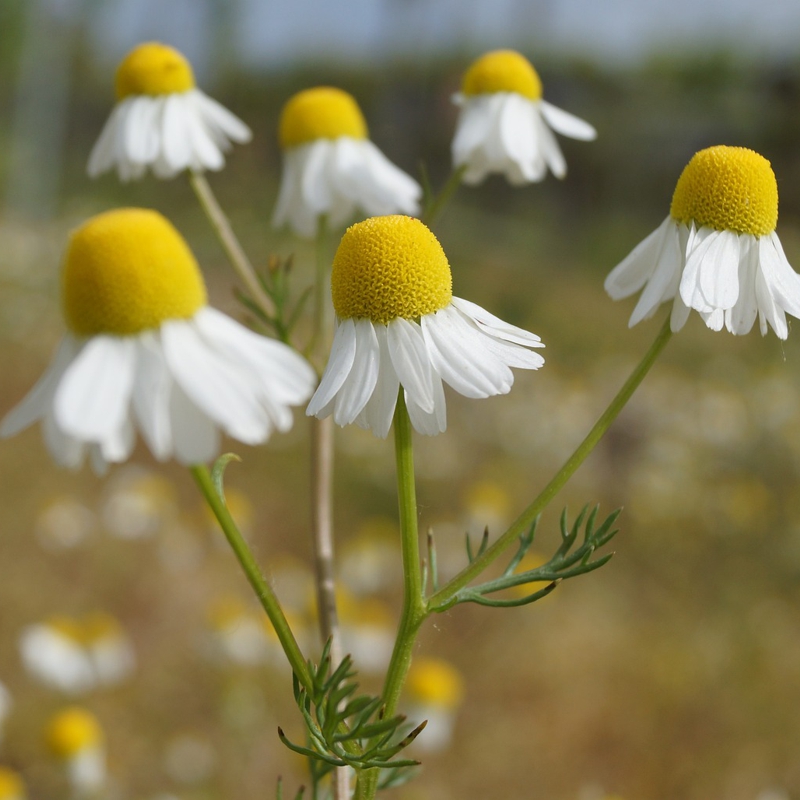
462,50,542,100
0,767,24,799
331,216,452,324
115,42,195,99
46,708,103,757
670,145,778,236
407,658,464,710
62,208,207,337
279,87,368,149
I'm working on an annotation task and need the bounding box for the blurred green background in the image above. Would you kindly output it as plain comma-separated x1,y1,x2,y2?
2,1,800,799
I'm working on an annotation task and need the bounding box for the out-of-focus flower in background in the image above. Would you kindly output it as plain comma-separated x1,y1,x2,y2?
339,517,401,595
20,618,96,695
88,42,251,182
307,216,545,437
605,145,800,338
45,707,106,796
0,767,26,800
0,209,316,471
34,495,97,552
82,613,136,687
452,49,596,186
272,87,421,238
404,657,465,753
163,733,217,787
102,467,178,540
337,592,395,674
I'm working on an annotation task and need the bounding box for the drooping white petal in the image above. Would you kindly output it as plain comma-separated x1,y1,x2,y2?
161,319,270,444
356,324,399,439
161,93,193,174
169,382,220,465
132,333,173,460
604,218,674,300
43,407,86,469
386,318,436,413
755,254,788,339
353,140,421,216
307,319,358,417
533,108,567,179
333,319,380,425
88,102,127,178
669,293,692,332
680,227,723,311
759,233,800,319
697,230,741,310
100,418,135,463
183,96,225,171
725,236,759,336
540,101,597,141
451,297,543,348
124,96,160,165
301,139,335,216
404,373,447,436
54,336,137,442
192,89,252,144
628,221,684,326
498,95,540,184
1,336,79,437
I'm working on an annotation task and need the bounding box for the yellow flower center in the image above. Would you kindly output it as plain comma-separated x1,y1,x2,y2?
406,658,464,710
331,216,452,324
46,708,103,758
462,50,542,100
46,616,84,642
0,767,24,800
115,42,195,99
669,145,778,236
278,87,368,149
62,208,207,337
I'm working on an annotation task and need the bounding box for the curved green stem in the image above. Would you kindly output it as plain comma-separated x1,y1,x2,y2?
429,316,673,610
422,164,466,227
354,394,427,800
191,465,311,689
188,170,276,318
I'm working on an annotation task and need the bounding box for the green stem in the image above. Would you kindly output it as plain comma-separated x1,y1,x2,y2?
188,169,276,318
190,465,311,689
422,164,466,227
355,394,427,800
429,316,673,611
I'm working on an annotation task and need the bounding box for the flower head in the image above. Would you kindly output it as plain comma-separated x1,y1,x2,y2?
0,767,26,800
272,87,421,238
452,49,596,186
605,145,800,338
46,708,106,794
1,208,316,471
88,42,251,181
307,216,544,437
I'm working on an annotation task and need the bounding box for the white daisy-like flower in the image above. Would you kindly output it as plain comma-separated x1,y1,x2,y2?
82,613,136,687
46,708,106,796
605,145,800,339
452,49,596,186
88,42,251,181
307,215,544,437
272,87,422,238
20,619,97,695
0,209,316,471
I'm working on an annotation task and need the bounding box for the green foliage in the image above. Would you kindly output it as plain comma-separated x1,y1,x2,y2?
278,640,424,775
237,253,312,346
433,505,620,610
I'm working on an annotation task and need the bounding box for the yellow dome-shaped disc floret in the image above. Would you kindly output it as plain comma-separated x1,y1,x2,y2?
46,708,103,758
0,767,25,800
279,87,368,149
462,50,542,100
62,208,207,337
670,145,778,237
331,216,452,324
406,657,464,710
115,42,195,99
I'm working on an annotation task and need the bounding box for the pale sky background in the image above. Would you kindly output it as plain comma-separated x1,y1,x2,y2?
84,0,800,78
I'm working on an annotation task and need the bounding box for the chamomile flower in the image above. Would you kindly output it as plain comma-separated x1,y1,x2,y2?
0,209,315,471
404,657,464,753
20,618,96,695
605,145,800,338
88,42,251,181
83,613,136,687
272,87,421,238
46,708,106,795
307,216,544,437
452,49,596,185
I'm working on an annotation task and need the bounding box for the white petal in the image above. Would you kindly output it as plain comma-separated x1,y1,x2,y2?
534,108,567,179
386,318,436,413
358,325,399,439
183,95,225,170
161,93,193,174
679,227,721,311
759,233,800,319
43,407,86,469
697,231,740,309
498,95,541,184
169,381,220,464
725,236,759,335
161,319,270,444
87,103,125,178
670,294,692,332
540,100,597,141
132,333,173,460
451,297,543,348
333,320,380,425
54,336,136,442
1,336,78,437
404,373,447,436
100,419,135,463
193,90,252,144
605,218,673,300
123,96,160,164
301,139,335,215
628,222,683,326
307,319,357,417
352,140,422,216
755,253,788,339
